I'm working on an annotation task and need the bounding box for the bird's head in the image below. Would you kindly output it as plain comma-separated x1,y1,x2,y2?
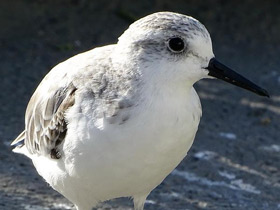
117,12,269,97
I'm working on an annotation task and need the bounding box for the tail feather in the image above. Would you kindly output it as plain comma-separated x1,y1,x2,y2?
11,131,33,158
11,131,26,155
11,130,25,146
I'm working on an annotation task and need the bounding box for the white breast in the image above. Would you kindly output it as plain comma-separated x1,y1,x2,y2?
32,85,202,209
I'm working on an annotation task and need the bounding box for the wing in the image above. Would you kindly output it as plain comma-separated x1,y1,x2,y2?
12,82,76,159
12,45,117,158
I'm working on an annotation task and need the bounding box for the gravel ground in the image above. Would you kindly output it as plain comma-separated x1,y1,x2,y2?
0,0,279,209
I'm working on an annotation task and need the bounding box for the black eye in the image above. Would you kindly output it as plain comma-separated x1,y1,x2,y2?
168,37,185,53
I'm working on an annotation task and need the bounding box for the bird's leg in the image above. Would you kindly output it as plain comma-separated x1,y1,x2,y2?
75,202,98,210
133,194,149,210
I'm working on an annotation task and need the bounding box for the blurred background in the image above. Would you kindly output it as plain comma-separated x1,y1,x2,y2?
0,0,279,209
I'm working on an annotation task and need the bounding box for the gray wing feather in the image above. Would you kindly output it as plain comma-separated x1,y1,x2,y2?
11,45,117,157
12,83,76,158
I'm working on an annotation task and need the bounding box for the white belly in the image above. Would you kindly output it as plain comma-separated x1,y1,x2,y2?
32,87,202,208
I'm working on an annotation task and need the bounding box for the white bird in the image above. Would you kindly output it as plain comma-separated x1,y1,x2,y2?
12,12,269,210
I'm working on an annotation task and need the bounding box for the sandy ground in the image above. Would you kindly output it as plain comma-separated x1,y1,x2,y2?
0,0,279,209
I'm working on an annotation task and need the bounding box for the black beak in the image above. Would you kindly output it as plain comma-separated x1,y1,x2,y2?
206,58,269,97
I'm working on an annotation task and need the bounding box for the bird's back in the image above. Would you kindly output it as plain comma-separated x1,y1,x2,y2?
12,44,117,157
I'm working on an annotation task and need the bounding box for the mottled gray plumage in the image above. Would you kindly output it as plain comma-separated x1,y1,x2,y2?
123,12,209,40
12,45,140,157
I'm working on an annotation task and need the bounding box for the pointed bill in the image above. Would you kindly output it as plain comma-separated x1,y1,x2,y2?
206,58,269,97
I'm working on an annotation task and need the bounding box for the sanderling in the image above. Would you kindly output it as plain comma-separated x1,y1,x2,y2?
12,12,269,210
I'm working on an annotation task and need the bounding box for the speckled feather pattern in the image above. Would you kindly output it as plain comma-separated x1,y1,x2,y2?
12,44,142,156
